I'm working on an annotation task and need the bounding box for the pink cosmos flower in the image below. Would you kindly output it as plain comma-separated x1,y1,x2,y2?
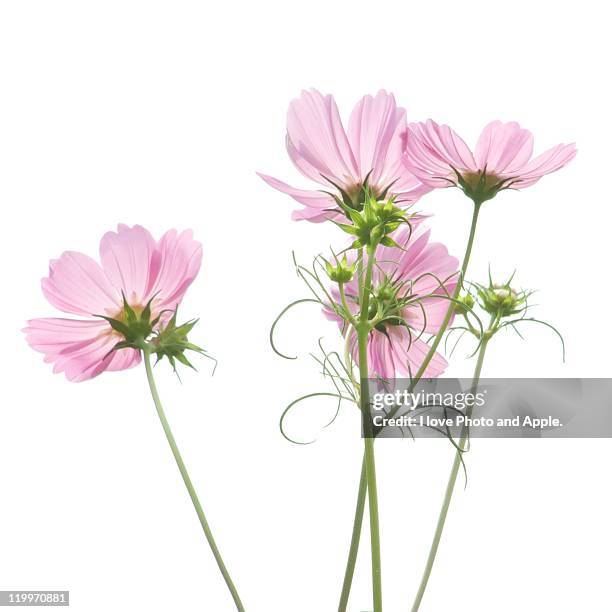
24,224,202,382
258,89,429,222
403,120,576,202
325,225,459,378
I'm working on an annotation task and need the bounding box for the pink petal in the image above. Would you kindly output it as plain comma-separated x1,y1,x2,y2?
374,225,459,298
286,89,359,188
366,327,448,379
41,251,120,317
145,229,202,312
347,90,410,188
403,121,476,187
324,220,457,379
401,333,448,378
261,177,333,208
257,172,340,222
367,331,398,379
475,121,534,174
23,318,140,382
99,224,157,306
406,296,454,335
512,143,577,187
291,207,343,223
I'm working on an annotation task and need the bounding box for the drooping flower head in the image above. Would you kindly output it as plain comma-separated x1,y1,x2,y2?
403,120,576,204
325,225,459,378
258,89,429,222
24,224,202,381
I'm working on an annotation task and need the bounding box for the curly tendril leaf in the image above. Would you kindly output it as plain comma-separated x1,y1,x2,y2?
310,338,357,402
279,392,353,445
269,298,321,360
498,317,566,362
444,327,469,359
312,352,354,402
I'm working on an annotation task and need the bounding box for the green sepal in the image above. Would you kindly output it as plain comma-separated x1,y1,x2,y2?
148,309,212,375
379,236,401,248
96,315,131,337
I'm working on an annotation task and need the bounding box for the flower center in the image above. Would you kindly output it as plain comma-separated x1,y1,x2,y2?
456,170,514,204
462,171,502,192
344,183,382,211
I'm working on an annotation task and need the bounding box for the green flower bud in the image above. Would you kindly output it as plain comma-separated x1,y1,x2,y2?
150,311,209,373
455,292,475,315
324,255,355,284
475,279,530,318
333,189,411,250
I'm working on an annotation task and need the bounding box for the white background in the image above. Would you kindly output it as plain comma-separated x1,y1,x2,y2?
0,1,609,611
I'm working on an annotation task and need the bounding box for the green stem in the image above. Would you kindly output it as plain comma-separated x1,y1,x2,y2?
407,201,481,390
410,323,492,612
338,459,367,612
358,246,383,612
338,202,483,609
142,349,246,612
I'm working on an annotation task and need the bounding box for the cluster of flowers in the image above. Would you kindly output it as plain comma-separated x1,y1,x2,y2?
259,89,575,612
260,89,575,381
22,88,575,612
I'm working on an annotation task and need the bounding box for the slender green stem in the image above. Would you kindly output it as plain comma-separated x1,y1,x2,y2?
338,202,483,609
407,202,481,390
339,282,357,327
358,246,383,612
338,459,367,611
338,332,363,612
142,348,246,612
410,321,492,612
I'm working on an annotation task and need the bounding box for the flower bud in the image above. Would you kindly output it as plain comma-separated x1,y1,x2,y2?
150,311,208,373
325,255,355,283
455,292,475,315
334,190,411,250
476,280,529,318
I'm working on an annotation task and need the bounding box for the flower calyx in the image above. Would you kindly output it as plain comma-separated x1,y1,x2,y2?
98,293,161,352
454,292,475,315
98,296,209,373
451,166,517,205
148,310,208,373
332,189,412,250
474,274,532,319
324,254,356,284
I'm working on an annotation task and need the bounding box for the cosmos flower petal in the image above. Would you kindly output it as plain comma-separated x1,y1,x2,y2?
420,120,476,172
41,251,120,317
367,330,398,379
257,173,336,210
145,228,202,310
475,121,534,174
324,224,457,379
400,334,448,378
291,207,343,223
99,224,157,306
408,296,454,335
405,118,575,196
23,318,140,382
347,90,410,188
513,142,577,186
260,89,429,222
403,121,476,187
286,89,358,186
27,225,201,382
